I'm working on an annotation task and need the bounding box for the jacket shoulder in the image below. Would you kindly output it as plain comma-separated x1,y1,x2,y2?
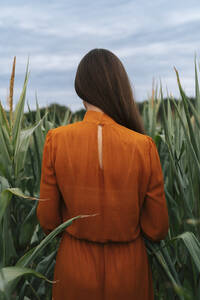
115,123,151,146
50,121,83,136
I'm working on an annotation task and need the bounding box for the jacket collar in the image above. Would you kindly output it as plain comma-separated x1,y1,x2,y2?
82,110,117,125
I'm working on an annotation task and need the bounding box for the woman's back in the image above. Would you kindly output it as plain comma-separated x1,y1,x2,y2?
38,110,168,243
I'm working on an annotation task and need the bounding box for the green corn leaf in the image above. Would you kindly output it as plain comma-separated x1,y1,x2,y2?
0,190,12,225
175,67,199,159
0,266,54,292
14,115,45,178
171,96,200,177
12,71,29,149
0,188,39,224
173,231,200,273
194,57,200,114
0,126,13,179
0,102,10,133
19,202,38,249
17,213,99,268
0,177,9,192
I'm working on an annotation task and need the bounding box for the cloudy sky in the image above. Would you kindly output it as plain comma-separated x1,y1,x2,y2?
0,0,200,112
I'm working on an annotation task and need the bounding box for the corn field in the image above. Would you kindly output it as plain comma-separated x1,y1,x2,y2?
0,58,200,300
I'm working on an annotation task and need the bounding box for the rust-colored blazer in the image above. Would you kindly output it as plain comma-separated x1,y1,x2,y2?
37,110,169,300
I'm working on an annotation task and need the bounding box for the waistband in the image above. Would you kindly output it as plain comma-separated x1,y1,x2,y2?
64,229,142,245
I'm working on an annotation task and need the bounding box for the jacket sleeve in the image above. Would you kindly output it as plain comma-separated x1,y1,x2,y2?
37,129,62,235
140,137,169,242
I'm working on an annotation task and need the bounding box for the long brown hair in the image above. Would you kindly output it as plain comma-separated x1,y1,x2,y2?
74,48,145,134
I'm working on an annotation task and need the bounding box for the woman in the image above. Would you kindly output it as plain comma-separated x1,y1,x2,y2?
37,48,169,300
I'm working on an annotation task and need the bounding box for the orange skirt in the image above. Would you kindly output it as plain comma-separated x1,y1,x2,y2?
52,231,154,300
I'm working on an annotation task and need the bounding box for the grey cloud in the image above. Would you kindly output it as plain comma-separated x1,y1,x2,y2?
0,0,200,112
